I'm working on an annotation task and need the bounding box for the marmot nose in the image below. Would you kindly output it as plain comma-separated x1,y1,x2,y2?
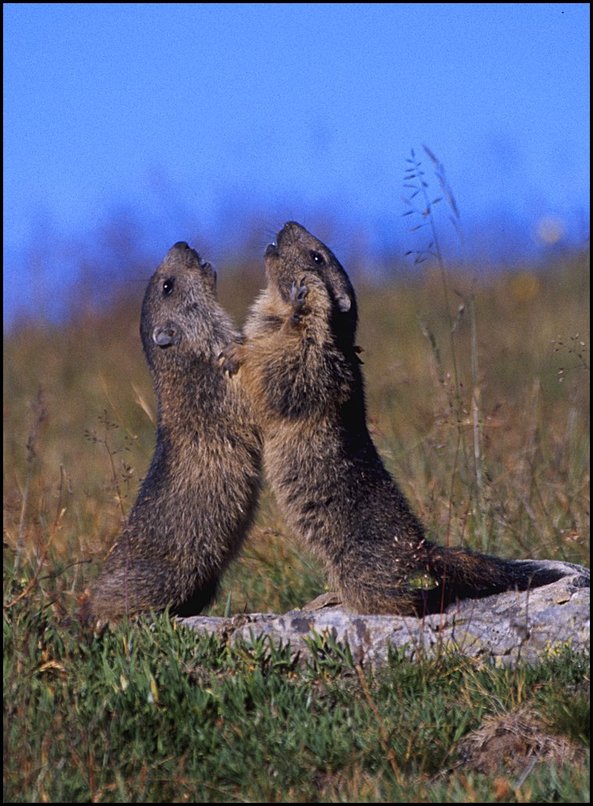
171,241,190,251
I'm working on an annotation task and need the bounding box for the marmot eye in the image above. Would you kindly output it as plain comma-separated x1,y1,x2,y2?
162,278,175,296
310,251,325,265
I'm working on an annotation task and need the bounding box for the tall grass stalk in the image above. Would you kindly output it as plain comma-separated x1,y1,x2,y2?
403,146,488,548
468,287,488,549
14,387,46,572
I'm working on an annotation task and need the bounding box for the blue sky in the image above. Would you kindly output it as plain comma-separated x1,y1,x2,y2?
3,3,590,322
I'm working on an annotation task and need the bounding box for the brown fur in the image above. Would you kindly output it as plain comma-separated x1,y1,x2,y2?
85,242,262,622
223,221,566,616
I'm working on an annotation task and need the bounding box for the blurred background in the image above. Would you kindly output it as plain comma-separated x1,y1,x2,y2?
3,3,590,608
4,2,590,325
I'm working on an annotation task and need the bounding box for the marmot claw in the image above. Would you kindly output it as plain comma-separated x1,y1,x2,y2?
218,343,243,376
290,278,309,322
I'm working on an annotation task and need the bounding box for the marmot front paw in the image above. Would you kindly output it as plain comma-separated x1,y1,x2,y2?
218,341,245,376
290,278,309,323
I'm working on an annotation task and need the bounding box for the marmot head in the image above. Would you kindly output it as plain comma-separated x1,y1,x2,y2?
140,242,223,367
264,221,358,338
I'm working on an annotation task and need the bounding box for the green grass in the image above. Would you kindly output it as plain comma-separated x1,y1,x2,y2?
3,218,590,800
3,561,590,802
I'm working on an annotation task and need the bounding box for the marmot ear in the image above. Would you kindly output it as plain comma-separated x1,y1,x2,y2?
153,324,179,347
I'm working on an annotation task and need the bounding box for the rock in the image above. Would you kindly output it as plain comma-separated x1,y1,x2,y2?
178,561,590,668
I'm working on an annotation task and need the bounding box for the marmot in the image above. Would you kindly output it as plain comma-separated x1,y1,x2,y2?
85,242,262,622
222,221,567,615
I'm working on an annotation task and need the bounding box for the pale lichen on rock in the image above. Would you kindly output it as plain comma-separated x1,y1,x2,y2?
179,560,589,668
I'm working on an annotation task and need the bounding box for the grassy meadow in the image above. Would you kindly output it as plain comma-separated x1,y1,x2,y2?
3,235,590,801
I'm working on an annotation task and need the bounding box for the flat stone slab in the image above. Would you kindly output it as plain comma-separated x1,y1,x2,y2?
179,561,590,668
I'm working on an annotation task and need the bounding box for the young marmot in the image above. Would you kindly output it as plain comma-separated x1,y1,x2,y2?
85,242,262,622
222,221,568,615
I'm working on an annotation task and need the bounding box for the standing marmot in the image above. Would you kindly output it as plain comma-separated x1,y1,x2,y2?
85,242,262,622
222,221,567,615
